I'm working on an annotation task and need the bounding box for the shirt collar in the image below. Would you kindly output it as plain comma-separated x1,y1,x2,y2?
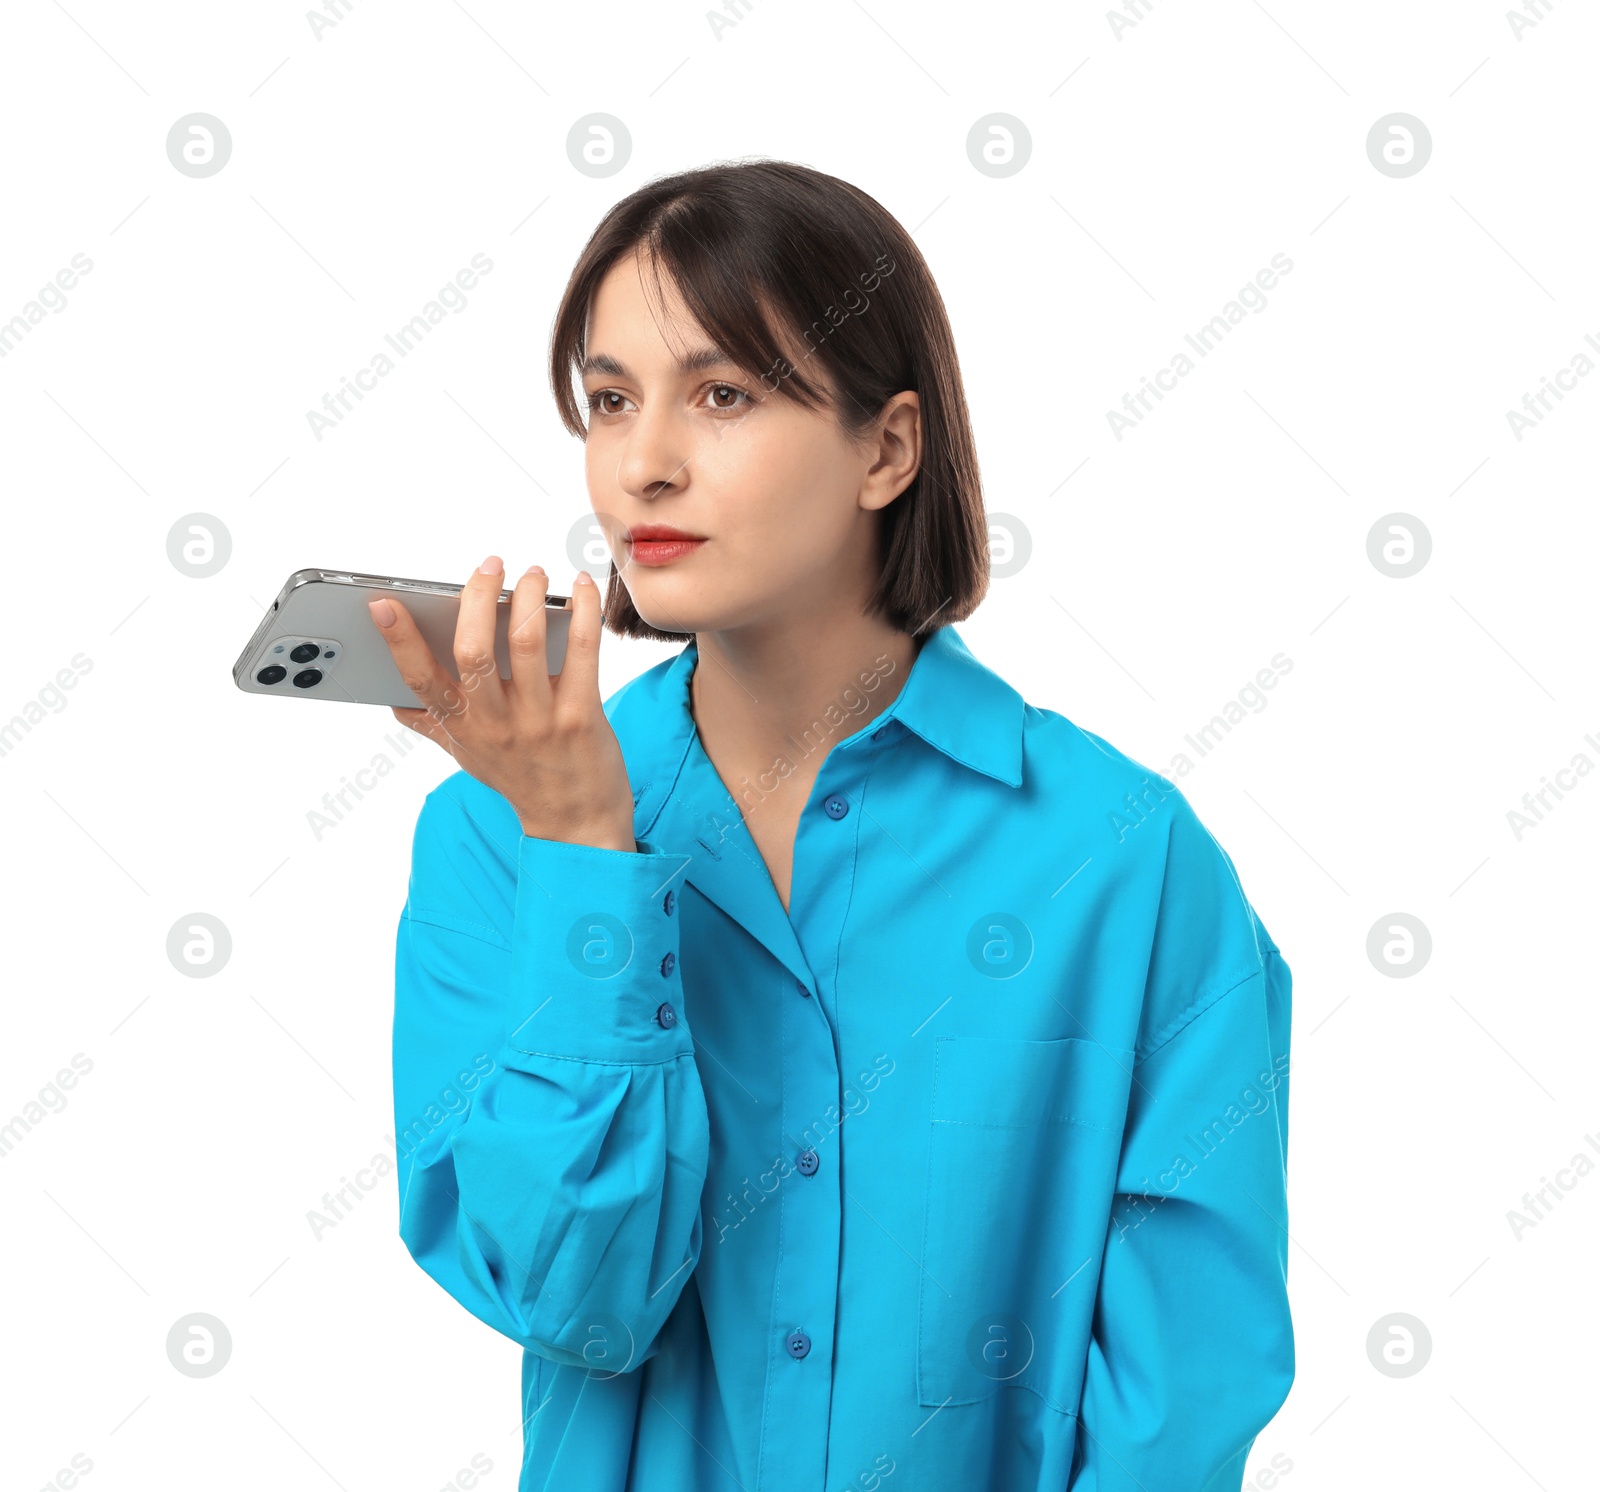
618,622,1025,823
608,623,1025,989
871,622,1026,787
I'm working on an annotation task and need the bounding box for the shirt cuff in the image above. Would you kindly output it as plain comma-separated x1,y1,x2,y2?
504,833,691,1065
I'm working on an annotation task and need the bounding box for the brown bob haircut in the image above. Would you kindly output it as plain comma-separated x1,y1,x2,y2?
546,159,990,643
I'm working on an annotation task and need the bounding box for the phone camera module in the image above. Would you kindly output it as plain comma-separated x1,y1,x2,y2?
255,634,339,694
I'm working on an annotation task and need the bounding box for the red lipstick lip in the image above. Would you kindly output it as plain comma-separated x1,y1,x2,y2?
628,524,706,542
627,532,706,567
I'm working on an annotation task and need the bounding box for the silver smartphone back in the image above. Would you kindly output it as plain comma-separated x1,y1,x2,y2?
231,569,573,708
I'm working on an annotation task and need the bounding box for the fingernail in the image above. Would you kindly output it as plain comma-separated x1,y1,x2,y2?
525,564,546,577
479,555,503,575
574,571,594,587
368,599,396,627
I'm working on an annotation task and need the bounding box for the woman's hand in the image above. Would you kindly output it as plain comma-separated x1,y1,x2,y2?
367,557,638,852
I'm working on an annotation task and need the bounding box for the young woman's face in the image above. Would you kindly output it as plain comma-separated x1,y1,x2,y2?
581,251,912,637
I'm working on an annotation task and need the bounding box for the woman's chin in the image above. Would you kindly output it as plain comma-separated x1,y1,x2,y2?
627,591,706,637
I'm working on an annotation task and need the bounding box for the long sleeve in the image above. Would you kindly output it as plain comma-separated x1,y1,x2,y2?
391,779,711,1373
1070,799,1295,1490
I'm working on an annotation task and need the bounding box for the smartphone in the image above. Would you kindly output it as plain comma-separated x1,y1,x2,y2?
232,568,573,708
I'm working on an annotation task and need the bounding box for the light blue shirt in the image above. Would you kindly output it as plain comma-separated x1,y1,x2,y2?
392,622,1294,1491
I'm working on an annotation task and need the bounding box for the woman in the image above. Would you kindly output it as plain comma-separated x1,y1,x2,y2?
374,159,1294,1491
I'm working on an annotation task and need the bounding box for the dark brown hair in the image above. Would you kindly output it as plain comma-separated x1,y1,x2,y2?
547,159,990,642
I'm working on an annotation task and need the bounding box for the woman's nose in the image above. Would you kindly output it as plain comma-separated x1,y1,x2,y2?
613,401,691,499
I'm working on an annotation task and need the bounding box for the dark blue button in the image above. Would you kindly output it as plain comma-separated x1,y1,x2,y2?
660,950,675,977
655,1002,676,1028
663,889,675,916
796,980,811,999
796,1148,819,1176
785,1329,811,1359
822,793,849,820
872,726,886,741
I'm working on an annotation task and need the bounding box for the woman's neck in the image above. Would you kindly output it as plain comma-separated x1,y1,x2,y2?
689,615,925,816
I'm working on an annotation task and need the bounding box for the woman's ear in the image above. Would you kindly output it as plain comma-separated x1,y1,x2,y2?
860,392,922,513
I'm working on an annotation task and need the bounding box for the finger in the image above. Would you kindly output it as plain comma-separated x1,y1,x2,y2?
507,563,555,697
553,570,602,715
368,595,460,718
453,556,511,723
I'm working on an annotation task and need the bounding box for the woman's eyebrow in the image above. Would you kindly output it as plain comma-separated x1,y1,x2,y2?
581,345,740,378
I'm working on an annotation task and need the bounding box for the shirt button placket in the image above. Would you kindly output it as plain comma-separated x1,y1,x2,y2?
761,773,856,1475
654,890,677,1033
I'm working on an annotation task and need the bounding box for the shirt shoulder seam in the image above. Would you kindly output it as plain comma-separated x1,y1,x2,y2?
1134,962,1265,1067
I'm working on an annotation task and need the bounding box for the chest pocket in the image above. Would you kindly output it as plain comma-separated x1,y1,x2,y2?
916,1034,1135,1412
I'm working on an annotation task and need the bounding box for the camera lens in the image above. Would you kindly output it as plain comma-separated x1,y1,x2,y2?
289,642,321,664
293,669,323,689
256,665,287,685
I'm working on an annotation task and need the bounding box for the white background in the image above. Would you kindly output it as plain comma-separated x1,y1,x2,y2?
1,1,1595,1488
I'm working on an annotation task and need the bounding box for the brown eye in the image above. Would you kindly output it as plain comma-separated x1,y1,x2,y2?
706,384,752,412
